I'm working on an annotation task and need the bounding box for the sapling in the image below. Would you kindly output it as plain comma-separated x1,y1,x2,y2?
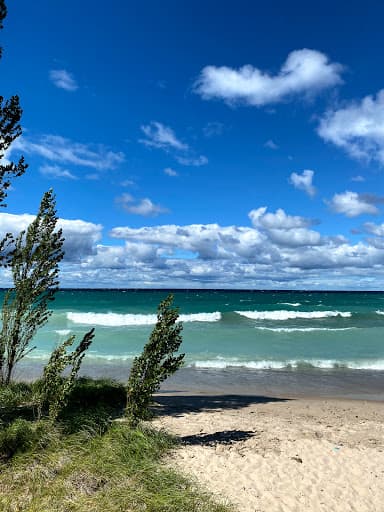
126,294,184,425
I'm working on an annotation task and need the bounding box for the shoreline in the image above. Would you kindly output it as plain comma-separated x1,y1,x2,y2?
15,363,384,402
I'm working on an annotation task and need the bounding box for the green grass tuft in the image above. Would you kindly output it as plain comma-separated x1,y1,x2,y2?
0,379,233,512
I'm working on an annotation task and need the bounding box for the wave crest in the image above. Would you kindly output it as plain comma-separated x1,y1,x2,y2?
190,358,384,371
67,311,221,326
235,310,351,320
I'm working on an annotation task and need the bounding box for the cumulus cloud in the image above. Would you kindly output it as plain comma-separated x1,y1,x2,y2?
249,207,316,230
140,121,208,167
2,208,384,290
49,69,78,91
0,213,102,262
116,193,169,217
363,222,384,237
10,134,125,171
105,209,384,289
39,164,77,180
318,90,384,165
327,191,381,217
194,49,343,106
289,169,316,197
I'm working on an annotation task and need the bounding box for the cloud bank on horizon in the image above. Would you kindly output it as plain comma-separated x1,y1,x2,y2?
2,1,384,289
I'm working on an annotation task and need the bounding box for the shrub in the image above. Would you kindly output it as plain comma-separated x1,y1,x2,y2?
37,329,94,421
126,294,184,425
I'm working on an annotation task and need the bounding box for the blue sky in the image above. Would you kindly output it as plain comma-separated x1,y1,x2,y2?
1,0,384,289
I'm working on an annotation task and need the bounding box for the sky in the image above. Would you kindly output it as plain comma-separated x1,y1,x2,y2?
1,0,384,289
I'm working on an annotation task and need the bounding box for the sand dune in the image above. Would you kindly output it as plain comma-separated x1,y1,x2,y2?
154,395,384,512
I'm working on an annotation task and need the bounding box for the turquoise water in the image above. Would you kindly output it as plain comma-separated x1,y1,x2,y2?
8,289,384,372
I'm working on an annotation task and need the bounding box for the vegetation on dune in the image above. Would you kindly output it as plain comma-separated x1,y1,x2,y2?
0,379,232,512
126,294,185,425
0,2,226,511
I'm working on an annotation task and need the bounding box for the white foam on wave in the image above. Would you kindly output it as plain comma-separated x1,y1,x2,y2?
180,312,221,323
67,311,221,326
54,329,71,336
235,310,351,320
255,327,357,332
376,310,384,315
278,302,301,307
190,358,384,371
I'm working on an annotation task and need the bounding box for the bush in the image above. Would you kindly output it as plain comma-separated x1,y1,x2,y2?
126,294,184,426
0,418,36,460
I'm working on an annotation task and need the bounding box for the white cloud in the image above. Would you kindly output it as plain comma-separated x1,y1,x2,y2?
39,164,77,180
11,135,125,171
363,222,384,237
289,169,316,197
194,49,343,106
0,213,102,262
249,207,315,230
264,139,279,150
49,69,78,91
140,122,188,151
327,191,380,217
2,208,384,290
164,167,178,176
351,175,365,182
140,121,208,167
175,155,208,167
116,193,169,217
318,89,384,165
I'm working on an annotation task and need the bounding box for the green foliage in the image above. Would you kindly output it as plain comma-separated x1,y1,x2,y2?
37,329,95,421
0,189,65,384
0,418,36,460
0,95,27,209
0,381,33,410
0,420,232,511
67,377,126,411
0,0,27,261
126,294,184,425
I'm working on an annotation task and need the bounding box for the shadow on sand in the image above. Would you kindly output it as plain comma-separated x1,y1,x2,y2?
152,393,291,418
180,429,256,447
152,394,292,447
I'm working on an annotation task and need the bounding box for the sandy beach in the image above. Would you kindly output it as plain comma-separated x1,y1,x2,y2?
153,394,384,512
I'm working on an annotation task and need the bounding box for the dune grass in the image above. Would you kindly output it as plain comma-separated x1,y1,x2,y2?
0,378,232,512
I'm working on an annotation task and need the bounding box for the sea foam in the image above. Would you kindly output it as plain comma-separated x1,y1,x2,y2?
54,329,71,336
235,310,351,320
254,326,357,332
190,358,384,370
67,311,221,326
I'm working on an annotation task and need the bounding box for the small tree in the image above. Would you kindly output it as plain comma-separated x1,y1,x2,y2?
126,294,184,425
0,1,27,259
0,189,64,384
37,328,95,421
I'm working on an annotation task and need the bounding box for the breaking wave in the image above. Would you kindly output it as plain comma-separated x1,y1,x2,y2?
54,329,72,336
67,311,221,326
235,310,352,320
254,327,357,332
190,358,384,371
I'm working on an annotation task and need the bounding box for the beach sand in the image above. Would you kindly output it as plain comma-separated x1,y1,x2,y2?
153,394,384,512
